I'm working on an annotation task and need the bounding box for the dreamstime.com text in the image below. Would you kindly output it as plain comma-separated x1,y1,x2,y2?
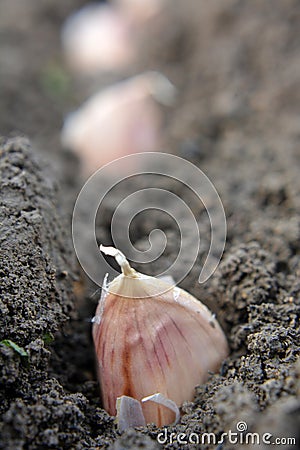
157,422,297,446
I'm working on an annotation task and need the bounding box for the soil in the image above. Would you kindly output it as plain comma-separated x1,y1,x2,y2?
0,0,299,449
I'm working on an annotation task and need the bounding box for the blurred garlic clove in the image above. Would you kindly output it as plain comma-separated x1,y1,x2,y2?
61,72,175,177
92,245,228,427
61,3,135,75
141,71,177,107
113,0,167,26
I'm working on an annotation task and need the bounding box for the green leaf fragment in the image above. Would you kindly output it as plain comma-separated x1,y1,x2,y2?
0,339,28,357
42,332,54,344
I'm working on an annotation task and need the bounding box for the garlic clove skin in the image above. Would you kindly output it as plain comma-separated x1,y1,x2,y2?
116,393,180,432
116,395,146,432
141,393,180,425
93,246,228,427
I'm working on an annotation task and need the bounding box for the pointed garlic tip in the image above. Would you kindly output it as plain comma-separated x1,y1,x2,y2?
92,247,229,428
142,71,177,107
99,244,136,277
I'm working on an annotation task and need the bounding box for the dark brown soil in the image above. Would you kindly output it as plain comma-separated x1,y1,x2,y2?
0,1,299,449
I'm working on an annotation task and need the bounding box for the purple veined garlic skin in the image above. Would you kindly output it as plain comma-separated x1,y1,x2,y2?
92,246,228,427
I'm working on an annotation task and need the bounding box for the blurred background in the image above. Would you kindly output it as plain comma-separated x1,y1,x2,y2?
1,0,299,179
1,0,300,287
1,0,300,288
1,0,300,265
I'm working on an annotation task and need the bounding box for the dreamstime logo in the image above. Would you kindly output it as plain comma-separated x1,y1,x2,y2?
157,421,297,446
72,152,226,296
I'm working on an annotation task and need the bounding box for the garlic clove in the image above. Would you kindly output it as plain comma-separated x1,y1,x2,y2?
93,245,228,427
61,72,174,177
114,0,166,26
61,3,135,74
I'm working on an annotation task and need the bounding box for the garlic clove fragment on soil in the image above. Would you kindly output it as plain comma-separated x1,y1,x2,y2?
92,245,228,428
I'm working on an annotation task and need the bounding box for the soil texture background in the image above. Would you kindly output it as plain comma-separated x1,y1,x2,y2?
0,1,299,449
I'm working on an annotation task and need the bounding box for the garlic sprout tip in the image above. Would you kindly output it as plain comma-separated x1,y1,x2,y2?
99,244,134,276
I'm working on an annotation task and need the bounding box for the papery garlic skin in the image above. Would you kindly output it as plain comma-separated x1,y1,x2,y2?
93,246,228,427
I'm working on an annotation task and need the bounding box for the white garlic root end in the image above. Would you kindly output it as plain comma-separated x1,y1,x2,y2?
100,244,137,277
116,396,146,432
142,393,180,425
